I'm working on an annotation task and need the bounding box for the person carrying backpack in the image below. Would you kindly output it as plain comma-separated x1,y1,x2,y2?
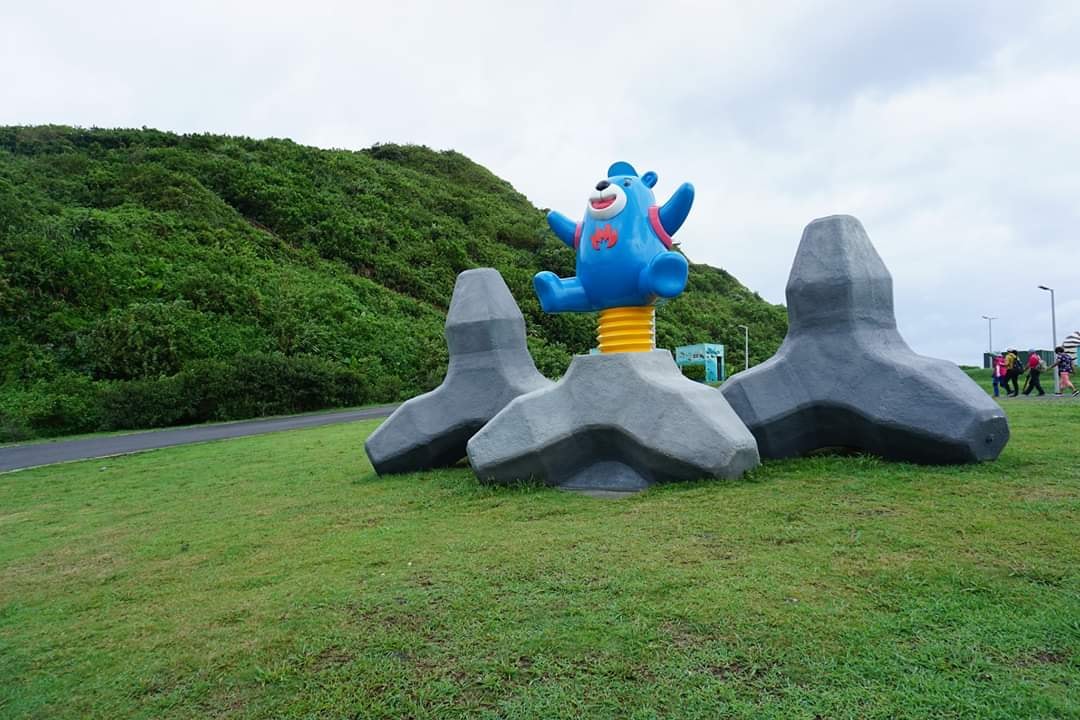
1022,351,1046,396
1003,349,1021,397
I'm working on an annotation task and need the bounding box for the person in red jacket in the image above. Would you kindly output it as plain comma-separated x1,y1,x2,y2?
1022,351,1046,396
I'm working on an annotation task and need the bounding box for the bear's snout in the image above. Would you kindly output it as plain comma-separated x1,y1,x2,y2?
595,180,610,191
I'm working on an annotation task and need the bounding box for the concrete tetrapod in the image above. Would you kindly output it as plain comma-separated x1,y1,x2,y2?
721,215,1009,464
364,268,552,475
467,350,760,492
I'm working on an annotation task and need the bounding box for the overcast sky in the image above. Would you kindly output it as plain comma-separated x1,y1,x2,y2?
5,0,1079,362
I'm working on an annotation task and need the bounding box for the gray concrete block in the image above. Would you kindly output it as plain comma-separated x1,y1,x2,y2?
722,215,1009,464
364,268,552,474
467,350,760,491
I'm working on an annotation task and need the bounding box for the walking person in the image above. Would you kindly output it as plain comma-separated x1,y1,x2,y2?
1003,348,1022,396
1053,345,1078,396
1022,351,1046,396
991,353,1008,397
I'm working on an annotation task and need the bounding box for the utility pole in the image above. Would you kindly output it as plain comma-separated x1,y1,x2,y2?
1038,286,1058,394
737,325,749,371
981,315,997,358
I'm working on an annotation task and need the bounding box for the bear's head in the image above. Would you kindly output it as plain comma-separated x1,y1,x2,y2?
585,161,657,221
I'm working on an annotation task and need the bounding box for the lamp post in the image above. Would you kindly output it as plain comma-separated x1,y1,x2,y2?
981,315,997,358
737,324,749,371
1038,285,1058,394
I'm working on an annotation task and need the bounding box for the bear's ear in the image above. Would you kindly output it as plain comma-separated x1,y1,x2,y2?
641,171,658,188
607,161,637,178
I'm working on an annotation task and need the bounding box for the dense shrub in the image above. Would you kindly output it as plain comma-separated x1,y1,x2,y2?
0,353,400,440
99,375,192,430
0,374,103,440
0,125,787,439
182,353,369,420
526,337,573,378
679,363,707,382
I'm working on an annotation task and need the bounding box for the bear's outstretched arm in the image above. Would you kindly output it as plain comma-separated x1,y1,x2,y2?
546,211,579,249
658,182,695,237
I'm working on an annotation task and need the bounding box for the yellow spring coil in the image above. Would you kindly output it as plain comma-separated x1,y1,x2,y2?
597,305,656,353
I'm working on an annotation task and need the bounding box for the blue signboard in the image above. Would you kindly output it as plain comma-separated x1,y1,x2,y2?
675,343,725,383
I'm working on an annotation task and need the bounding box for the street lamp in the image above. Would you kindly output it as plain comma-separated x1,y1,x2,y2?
1038,285,1058,394
981,315,997,357
737,324,749,371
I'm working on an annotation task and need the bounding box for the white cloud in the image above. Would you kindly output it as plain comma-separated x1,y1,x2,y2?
3,0,1079,361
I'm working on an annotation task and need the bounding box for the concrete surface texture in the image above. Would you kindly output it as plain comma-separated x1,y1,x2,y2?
467,349,760,491
364,268,552,475
722,215,1009,464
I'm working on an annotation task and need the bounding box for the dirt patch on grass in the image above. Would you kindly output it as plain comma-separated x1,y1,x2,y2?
607,663,656,682
707,660,774,681
136,677,175,698
205,690,249,719
1006,563,1068,587
350,607,429,632
854,506,898,517
311,645,355,671
517,507,571,522
345,602,449,648
1015,649,1069,667
1,546,127,585
1013,486,1079,502
0,511,32,526
661,620,708,649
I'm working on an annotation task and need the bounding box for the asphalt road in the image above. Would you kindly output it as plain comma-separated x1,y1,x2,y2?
0,404,398,473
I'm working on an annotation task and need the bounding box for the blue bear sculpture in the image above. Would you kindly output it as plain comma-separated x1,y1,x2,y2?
534,161,695,313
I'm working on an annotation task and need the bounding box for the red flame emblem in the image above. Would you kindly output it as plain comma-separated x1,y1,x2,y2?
591,224,618,250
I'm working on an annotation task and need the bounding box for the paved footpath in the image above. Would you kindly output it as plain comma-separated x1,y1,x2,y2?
0,405,398,473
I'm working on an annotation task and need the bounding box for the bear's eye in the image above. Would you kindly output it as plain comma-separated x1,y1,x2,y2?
622,179,632,187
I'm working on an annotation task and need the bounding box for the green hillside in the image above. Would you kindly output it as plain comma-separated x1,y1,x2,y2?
0,126,787,441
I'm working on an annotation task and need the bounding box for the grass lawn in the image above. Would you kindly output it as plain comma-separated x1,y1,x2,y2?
1,390,1078,718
